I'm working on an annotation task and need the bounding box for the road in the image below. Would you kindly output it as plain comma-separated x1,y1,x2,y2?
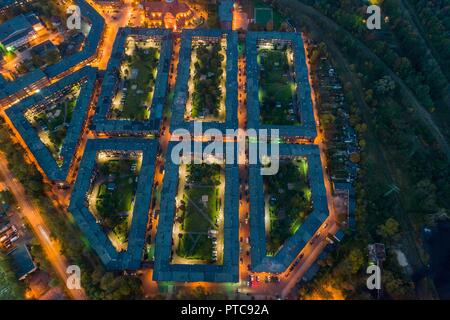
0,154,87,300
140,35,179,297
237,54,252,287
87,0,141,70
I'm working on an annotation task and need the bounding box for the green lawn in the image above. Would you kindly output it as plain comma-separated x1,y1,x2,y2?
94,157,140,244
190,41,225,120
264,158,312,255
253,0,283,29
177,234,214,261
113,46,160,121
26,85,80,164
182,187,218,233
176,163,222,261
258,47,300,125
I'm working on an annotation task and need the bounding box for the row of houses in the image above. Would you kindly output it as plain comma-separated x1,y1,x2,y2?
0,0,32,14
170,29,239,135
0,12,43,49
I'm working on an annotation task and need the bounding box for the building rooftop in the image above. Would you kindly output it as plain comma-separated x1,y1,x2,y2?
0,0,15,9
0,68,48,100
0,13,37,47
31,40,59,57
219,0,234,23
8,245,37,280
143,0,190,14
5,67,97,181
45,0,105,78
142,0,195,29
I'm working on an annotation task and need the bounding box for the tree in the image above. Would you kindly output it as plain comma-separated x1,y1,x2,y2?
377,218,399,239
45,50,61,65
383,270,414,299
0,253,25,299
350,152,361,163
374,76,396,94
347,248,365,274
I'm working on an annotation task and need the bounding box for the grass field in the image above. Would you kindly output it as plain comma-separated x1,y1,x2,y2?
111,42,160,121
178,234,214,261
264,158,312,255
25,85,81,164
253,0,283,29
176,163,222,262
258,46,300,125
93,156,141,245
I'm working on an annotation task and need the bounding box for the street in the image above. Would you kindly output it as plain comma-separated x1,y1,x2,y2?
87,0,143,70
0,154,87,300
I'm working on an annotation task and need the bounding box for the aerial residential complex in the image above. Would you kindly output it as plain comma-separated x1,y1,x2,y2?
7,0,445,305
0,0,337,301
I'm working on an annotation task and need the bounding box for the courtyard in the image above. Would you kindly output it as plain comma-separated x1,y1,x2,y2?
110,37,161,121
88,151,142,251
257,42,299,126
185,37,227,122
24,84,81,165
172,162,225,264
246,32,317,140
264,157,312,255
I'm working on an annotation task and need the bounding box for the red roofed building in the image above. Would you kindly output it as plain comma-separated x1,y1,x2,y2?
143,0,197,30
